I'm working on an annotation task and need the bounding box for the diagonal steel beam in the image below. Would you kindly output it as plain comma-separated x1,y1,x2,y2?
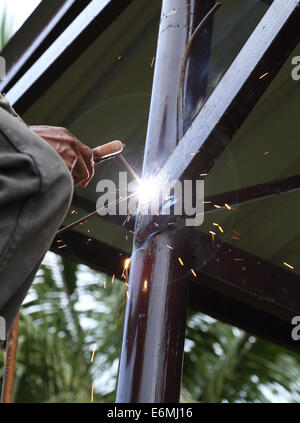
5,0,134,113
159,0,300,184
137,0,300,241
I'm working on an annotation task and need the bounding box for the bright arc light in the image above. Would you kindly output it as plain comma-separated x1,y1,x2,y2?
137,177,158,206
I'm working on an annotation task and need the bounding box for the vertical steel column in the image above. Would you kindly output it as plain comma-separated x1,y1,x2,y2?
116,0,213,403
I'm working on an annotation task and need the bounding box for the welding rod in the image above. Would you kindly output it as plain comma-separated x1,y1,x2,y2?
118,154,140,182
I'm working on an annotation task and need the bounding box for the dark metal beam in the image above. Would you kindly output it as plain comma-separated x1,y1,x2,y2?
116,0,215,403
51,227,300,354
204,173,300,211
72,172,300,231
192,232,300,321
189,281,300,354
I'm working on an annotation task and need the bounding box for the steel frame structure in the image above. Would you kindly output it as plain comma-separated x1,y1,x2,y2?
116,0,300,402
1,0,300,403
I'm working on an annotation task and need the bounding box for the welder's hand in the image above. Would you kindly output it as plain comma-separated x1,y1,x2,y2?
30,125,94,187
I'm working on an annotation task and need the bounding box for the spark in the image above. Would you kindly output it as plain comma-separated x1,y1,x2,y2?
259,72,269,79
191,268,197,277
234,258,244,262
168,222,175,225
117,55,122,61
203,201,212,204
91,385,94,402
112,274,115,284
90,345,97,363
126,291,130,300
154,222,159,227
178,257,184,266
122,258,131,284
58,245,67,249
143,279,148,291
209,231,216,241
122,214,130,227
166,245,173,249
233,229,241,236
232,236,240,240
212,221,224,232
71,209,77,215
264,151,270,155
56,192,137,235
150,56,155,67
200,173,207,177
104,281,107,289
214,204,222,209
124,258,131,270
283,261,294,270
225,203,231,210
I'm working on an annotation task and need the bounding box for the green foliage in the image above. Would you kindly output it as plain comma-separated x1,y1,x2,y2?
2,253,127,403
1,253,300,403
0,6,13,50
182,311,300,403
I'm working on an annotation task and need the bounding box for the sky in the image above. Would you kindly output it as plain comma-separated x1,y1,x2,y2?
1,0,42,33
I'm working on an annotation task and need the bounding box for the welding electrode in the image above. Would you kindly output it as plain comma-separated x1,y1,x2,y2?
93,140,139,181
93,140,124,163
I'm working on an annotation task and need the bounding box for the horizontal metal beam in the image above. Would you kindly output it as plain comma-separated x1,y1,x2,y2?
193,231,300,321
189,281,300,353
205,173,300,211
72,172,300,230
51,226,300,353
